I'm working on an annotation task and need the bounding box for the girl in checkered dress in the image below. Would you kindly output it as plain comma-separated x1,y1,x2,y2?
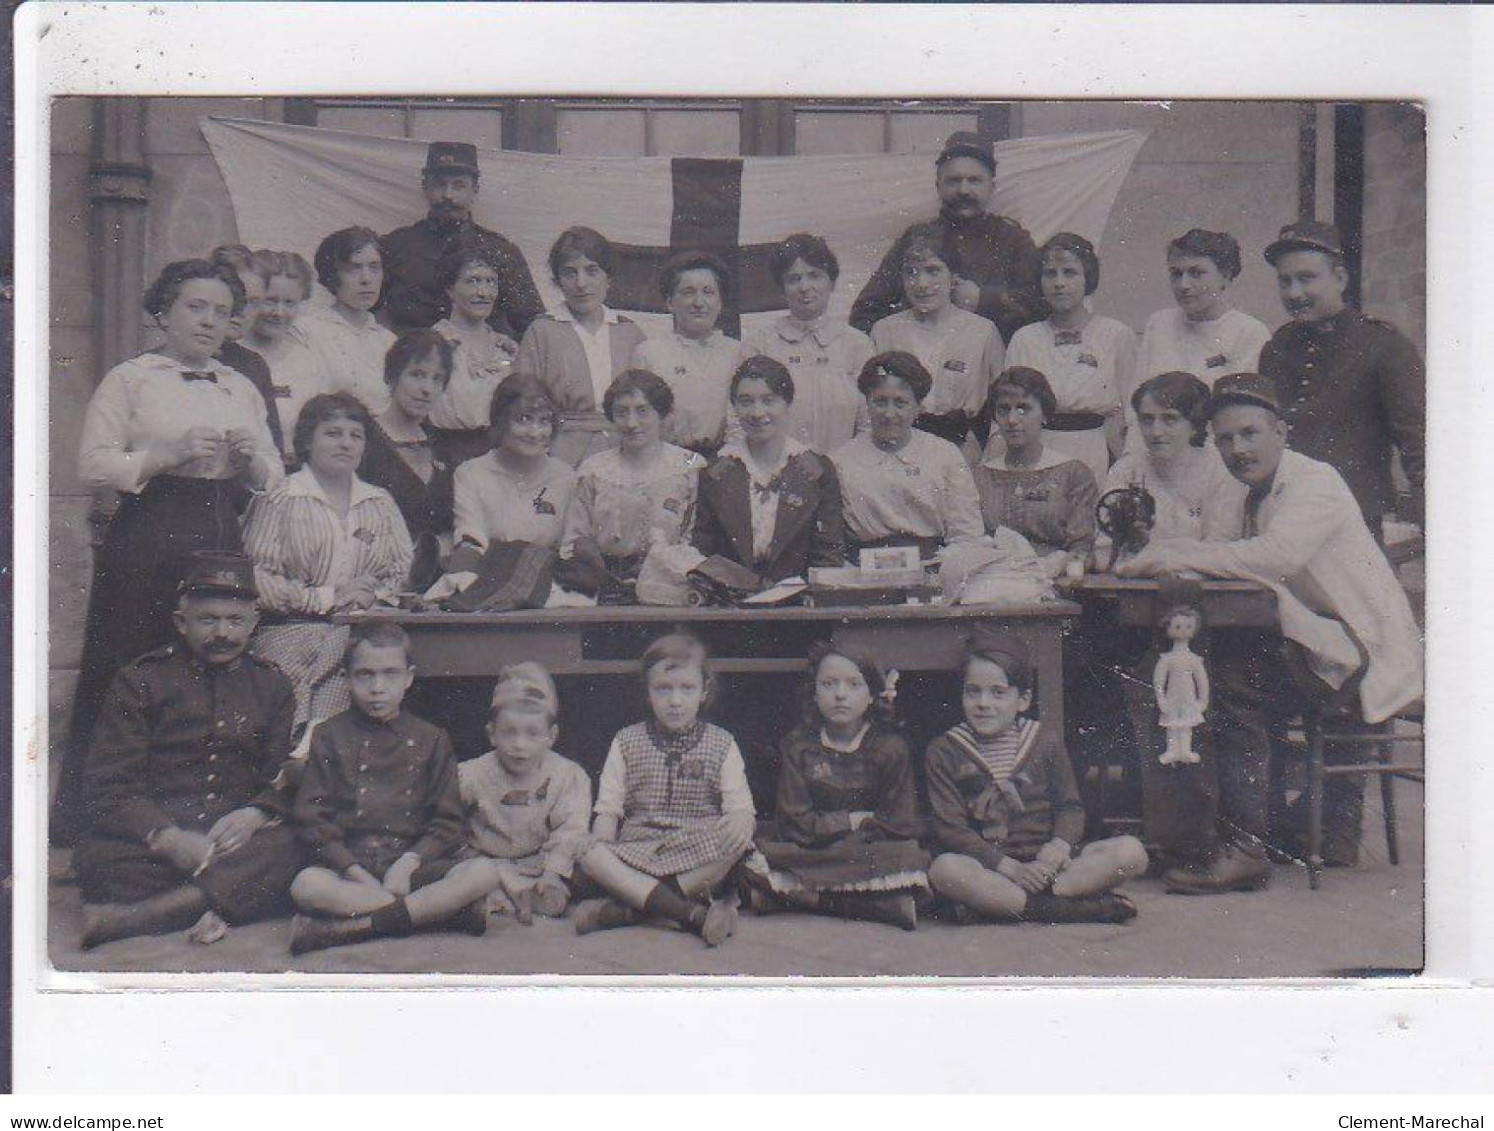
573,632,755,946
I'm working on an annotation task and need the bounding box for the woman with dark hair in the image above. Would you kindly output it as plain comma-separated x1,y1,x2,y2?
298,226,397,414
1135,228,1270,405
427,241,520,466
742,233,872,454
830,351,984,555
237,249,330,460
1099,371,1245,552
868,224,1004,453
514,226,647,467
629,249,747,456
692,356,846,583
243,393,413,744
973,366,1098,577
357,329,457,577
59,258,284,839
1004,233,1137,482
450,373,576,559
559,369,706,597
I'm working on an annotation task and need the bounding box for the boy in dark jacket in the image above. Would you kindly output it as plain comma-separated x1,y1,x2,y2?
287,620,487,954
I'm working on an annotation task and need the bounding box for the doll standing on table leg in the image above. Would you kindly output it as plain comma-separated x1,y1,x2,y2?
1154,604,1208,765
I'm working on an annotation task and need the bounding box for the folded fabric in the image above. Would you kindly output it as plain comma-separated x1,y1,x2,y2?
688,555,765,606
635,542,708,607
441,541,556,613
938,528,1055,605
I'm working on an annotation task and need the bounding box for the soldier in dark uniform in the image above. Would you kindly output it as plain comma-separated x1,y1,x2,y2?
850,131,1046,344
73,551,304,949
1259,219,1426,531
377,140,546,340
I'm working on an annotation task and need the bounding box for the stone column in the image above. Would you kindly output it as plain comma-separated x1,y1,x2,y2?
89,99,151,371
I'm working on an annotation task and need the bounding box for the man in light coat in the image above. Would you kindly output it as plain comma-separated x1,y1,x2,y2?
1119,372,1422,892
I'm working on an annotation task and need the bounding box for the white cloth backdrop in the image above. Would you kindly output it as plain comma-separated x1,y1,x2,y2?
203,116,1146,339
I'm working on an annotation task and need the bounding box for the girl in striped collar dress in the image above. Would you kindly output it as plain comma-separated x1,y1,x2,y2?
925,633,1148,924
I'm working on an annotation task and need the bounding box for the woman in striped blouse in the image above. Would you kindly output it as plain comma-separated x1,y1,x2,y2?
243,392,413,746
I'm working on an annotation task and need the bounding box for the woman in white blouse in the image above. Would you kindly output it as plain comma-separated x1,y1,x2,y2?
1098,371,1245,566
427,241,519,466
630,250,746,457
743,233,872,455
243,392,413,743
62,259,282,835
559,369,706,600
1132,229,1270,444
830,351,985,557
239,249,331,461
297,226,398,416
1004,233,1137,483
513,226,646,468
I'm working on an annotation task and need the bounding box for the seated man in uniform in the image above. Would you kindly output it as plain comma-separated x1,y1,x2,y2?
378,140,545,340
1118,372,1422,891
73,551,303,949
850,131,1045,344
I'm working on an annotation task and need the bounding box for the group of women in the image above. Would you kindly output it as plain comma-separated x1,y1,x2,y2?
67,216,1267,796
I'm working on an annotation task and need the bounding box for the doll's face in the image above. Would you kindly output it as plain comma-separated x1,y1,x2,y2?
1164,611,1200,642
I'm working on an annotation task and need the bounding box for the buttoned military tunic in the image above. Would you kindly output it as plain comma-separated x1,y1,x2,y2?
378,216,545,340
1258,308,1426,521
73,642,304,917
81,643,296,843
293,707,465,875
850,211,1046,344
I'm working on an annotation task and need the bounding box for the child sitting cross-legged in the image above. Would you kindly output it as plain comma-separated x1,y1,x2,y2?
454,662,592,923
287,620,487,955
572,632,755,947
926,631,1149,924
746,643,930,930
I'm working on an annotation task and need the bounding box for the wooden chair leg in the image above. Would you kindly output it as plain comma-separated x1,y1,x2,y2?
1306,717,1325,890
1381,763,1400,867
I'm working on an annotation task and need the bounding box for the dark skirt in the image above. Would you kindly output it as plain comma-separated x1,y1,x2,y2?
56,476,244,842
756,831,930,892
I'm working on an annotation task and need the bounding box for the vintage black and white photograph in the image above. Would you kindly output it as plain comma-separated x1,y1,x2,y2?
34,86,1431,982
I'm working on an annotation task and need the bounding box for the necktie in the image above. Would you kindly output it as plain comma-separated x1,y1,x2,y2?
181,370,218,384
1053,329,1082,347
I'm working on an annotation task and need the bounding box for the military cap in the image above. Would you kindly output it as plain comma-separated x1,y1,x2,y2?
937,130,997,173
1205,371,1282,419
179,550,257,600
423,140,480,179
1264,219,1343,264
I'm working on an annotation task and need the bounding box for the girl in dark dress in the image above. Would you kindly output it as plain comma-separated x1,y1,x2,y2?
748,643,930,929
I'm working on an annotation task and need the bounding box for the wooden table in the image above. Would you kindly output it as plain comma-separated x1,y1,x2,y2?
1060,575,1278,627
342,599,1081,733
